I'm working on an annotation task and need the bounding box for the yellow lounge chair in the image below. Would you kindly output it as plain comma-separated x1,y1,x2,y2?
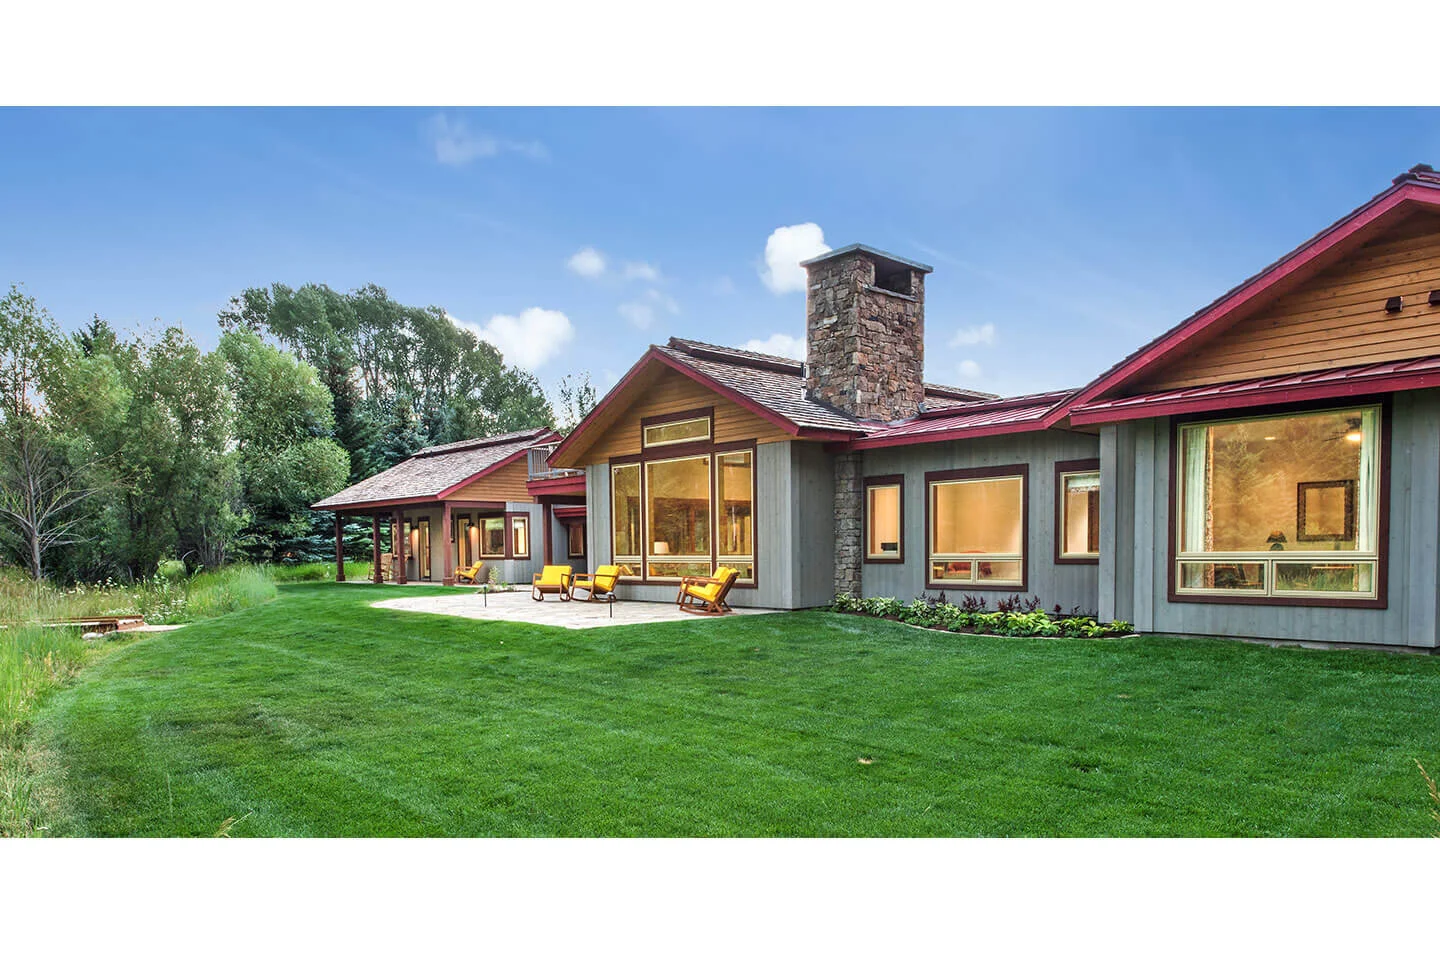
532,565,573,601
455,562,485,585
570,565,622,602
676,567,739,616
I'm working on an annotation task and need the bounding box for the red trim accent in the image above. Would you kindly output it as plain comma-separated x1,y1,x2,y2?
526,475,586,497
553,505,588,520
1063,183,1440,418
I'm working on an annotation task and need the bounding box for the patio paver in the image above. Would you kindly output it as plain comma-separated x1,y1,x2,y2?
371,589,783,630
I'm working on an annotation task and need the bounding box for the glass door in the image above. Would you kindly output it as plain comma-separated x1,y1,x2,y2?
417,519,432,580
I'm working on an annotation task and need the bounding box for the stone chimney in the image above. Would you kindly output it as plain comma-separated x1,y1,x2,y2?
802,244,932,422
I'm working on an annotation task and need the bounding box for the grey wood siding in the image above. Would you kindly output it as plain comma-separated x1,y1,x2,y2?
859,430,1102,612
1101,389,1440,648
584,441,823,608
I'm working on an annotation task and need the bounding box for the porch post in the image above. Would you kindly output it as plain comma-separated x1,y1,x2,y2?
371,515,382,584
542,502,553,566
441,501,455,586
334,514,345,582
396,510,408,584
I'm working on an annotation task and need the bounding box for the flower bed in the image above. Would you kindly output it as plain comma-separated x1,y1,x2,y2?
832,593,1133,639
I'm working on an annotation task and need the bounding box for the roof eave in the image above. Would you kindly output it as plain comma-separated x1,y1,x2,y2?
1067,181,1440,412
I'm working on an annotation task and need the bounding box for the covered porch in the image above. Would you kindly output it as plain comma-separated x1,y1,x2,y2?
330,499,535,587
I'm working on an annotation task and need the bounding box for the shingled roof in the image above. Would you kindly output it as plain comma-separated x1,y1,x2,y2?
312,426,557,510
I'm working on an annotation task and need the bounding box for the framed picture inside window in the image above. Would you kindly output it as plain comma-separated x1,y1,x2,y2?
1296,479,1355,543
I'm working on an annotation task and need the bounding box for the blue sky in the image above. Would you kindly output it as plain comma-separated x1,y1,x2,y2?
3,107,1440,401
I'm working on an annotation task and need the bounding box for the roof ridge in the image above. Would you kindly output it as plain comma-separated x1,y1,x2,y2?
412,426,550,458
665,337,805,374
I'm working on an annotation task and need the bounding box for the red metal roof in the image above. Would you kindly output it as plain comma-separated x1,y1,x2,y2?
849,390,1076,449
1069,354,1440,425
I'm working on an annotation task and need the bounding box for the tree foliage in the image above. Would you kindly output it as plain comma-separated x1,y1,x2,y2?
220,282,554,476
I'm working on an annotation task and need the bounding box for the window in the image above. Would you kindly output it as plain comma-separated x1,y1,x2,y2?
927,468,1026,588
612,463,641,576
1057,463,1100,561
645,454,711,580
509,515,530,559
1175,404,1382,600
643,415,710,448
864,477,903,562
716,450,754,581
416,519,431,579
455,517,470,567
567,522,585,559
480,517,506,558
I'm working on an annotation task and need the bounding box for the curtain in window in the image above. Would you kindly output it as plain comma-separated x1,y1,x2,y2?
1356,406,1379,551
1182,426,1211,553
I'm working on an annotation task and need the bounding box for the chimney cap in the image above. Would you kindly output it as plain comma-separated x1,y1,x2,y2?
799,243,934,275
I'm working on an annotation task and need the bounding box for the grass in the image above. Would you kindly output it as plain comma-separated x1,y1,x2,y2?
0,564,281,835
20,581,1440,836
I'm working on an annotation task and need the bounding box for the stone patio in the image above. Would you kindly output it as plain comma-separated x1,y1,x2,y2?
370,588,783,630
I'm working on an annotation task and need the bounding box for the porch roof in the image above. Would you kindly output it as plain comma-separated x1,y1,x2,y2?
312,426,558,511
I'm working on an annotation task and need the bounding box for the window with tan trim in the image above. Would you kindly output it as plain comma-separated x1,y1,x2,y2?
509,515,530,560
611,463,642,577
864,477,903,562
1175,404,1381,600
645,454,712,580
643,416,710,448
480,517,505,558
927,468,1026,588
1058,469,1100,560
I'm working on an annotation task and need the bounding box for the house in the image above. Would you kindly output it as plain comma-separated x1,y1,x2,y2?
545,242,1104,613
322,164,1440,650
312,426,588,585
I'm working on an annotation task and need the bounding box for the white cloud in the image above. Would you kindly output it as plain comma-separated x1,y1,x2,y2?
957,359,983,380
427,114,547,166
622,261,662,282
450,308,573,370
742,333,806,361
618,289,680,329
950,322,996,347
761,223,830,294
567,247,607,279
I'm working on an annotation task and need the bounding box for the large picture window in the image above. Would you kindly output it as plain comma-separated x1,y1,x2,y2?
645,454,712,580
1175,404,1382,601
865,476,903,562
927,467,1026,588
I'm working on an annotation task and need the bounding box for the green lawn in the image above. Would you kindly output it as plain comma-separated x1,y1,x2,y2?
26,582,1440,836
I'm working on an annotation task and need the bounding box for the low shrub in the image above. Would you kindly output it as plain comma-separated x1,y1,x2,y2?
832,591,1133,639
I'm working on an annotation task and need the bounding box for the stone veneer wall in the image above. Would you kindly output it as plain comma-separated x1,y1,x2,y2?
805,252,926,423
833,451,863,597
